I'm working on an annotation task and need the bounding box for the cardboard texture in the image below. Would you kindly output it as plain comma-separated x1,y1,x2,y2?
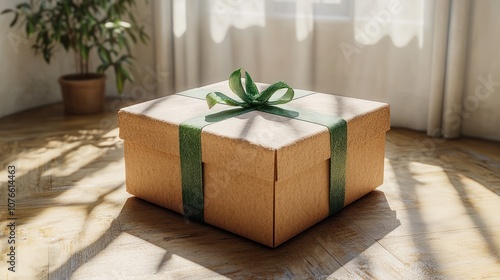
119,81,390,247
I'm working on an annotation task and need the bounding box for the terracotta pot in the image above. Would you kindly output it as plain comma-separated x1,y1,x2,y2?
59,73,106,114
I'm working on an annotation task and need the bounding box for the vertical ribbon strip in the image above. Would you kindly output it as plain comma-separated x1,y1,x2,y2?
259,106,347,215
179,107,254,221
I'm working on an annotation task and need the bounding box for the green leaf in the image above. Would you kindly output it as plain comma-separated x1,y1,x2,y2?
26,20,35,36
128,12,137,25
125,28,136,43
43,48,51,63
9,12,18,27
32,13,41,26
61,35,70,51
108,30,115,47
119,65,133,82
206,92,247,109
118,34,131,53
118,35,125,48
109,5,117,18
114,64,124,93
88,13,98,25
36,31,44,44
228,68,251,103
96,63,109,74
113,63,133,94
63,1,70,15
244,71,259,99
98,47,111,64
139,28,149,44
1,9,14,14
80,45,89,61
117,54,133,66
16,3,30,10
42,31,50,45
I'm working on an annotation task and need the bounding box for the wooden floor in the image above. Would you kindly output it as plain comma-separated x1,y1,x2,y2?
0,100,499,280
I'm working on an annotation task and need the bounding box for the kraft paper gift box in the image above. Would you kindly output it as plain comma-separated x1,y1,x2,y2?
118,80,390,247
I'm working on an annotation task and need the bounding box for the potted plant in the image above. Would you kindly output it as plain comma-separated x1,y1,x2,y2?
2,0,149,114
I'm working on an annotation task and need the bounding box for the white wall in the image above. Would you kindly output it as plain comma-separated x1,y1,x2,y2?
0,1,155,118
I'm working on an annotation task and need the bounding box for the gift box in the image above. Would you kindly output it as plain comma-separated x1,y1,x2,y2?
119,77,390,247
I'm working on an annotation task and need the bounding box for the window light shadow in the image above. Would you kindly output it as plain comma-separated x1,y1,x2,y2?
385,128,500,277
0,100,128,278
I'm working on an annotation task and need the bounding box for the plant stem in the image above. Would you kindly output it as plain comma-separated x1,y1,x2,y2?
65,10,79,75
74,51,78,75
80,51,84,75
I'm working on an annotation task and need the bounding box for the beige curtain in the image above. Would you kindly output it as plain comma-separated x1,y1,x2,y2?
154,0,500,141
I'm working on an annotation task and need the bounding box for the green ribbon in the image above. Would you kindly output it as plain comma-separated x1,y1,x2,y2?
258,105,347,216
179,106,254,221
179,69,347,221
205,69,295,109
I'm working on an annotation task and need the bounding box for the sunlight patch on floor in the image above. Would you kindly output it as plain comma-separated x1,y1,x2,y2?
407,161,444,174
162,254,231,279
42,144,107,178
72,157,125,187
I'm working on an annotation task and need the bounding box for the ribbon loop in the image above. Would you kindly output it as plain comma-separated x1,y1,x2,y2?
206,92,248,109
264,86,294,106
228,68,252,103
245,71,260,100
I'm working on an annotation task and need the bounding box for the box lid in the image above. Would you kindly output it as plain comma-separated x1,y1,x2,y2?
119,81,390,181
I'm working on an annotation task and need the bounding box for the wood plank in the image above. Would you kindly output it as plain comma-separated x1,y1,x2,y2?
379,226,500,279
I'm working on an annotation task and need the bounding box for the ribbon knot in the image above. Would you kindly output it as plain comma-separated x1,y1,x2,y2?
206,68,295,109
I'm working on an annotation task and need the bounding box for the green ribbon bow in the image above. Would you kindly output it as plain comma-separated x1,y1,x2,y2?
206,68,295,109
179,69,347,222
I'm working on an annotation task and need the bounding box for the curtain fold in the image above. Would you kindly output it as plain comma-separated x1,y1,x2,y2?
441,0,471,138
153,0,175,97
427,0,450,138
